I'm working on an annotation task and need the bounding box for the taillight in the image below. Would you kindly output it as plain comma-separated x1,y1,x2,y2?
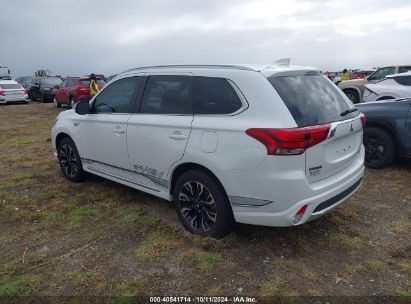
24,89,28,95
360,113,366,130
0,90,5,96
246,124,330,155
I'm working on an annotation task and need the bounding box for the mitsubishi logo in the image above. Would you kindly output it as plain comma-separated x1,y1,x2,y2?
350,123,354,132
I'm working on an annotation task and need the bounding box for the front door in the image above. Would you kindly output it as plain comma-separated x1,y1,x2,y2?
127,74,193,190
78,76,142,180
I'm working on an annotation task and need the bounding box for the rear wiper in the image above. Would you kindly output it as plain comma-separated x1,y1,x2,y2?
340,108,358,117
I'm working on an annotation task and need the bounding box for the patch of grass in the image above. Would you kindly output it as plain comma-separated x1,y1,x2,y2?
260,278,285,296
365,260,386,274
328,232,362,250
392,222,411,235
119,212,140,227
271,259,299,272
134,232,181,262
0,275,44,297
207,285,224,296
72,271,95,287
182,251,222,272
114,278,148,298
43,210,65,223
67,204,102,227
399,263,411,275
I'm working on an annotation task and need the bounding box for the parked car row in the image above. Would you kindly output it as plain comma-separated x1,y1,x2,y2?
338,65,411,103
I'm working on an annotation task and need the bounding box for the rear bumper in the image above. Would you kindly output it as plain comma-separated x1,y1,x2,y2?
217,146,365,227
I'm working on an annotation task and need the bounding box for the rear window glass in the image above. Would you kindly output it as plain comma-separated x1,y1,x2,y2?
268,75,357,127
194,77,243,114
0,84,21,89
40,78,62,87
79,79,105,86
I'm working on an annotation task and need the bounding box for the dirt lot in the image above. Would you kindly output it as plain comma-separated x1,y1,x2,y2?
0,102,410,302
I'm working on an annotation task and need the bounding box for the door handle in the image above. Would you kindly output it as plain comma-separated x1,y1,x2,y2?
113,127,125,134
169,132,187,140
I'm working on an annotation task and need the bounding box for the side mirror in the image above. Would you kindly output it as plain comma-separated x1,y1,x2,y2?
54,85,60,89
75,100,90,115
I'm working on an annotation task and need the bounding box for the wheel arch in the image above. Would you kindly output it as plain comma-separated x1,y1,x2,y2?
342,86,361,96
55,132,74,149
169,162,229,200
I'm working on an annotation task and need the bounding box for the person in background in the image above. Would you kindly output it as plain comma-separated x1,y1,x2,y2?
89,73,100,96
341,69,350,81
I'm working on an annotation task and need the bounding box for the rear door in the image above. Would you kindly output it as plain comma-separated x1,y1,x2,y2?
126,74,193,190
268,73,363,182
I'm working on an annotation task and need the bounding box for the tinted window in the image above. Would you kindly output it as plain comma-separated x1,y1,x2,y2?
40,78,62,87
268,75,357,127
368,67,395,81
394,76,411,86
194,77,243,114
0,83,21,89
60,80,67,88
140,75,192,114
398,67,411,74
93,77,139,113
79,79,105,86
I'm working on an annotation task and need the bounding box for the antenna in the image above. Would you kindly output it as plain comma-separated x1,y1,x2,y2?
272,58,290,66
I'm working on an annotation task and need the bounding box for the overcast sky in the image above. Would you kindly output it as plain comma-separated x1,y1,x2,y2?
2,0,411,77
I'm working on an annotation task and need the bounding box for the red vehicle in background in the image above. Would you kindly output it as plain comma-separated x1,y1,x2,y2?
52,76,105,108
350,70,375,80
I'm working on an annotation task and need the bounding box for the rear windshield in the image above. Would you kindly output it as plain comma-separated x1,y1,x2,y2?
268,75,357,127
79,79,105,86
40,78,62,87
0,84,21,89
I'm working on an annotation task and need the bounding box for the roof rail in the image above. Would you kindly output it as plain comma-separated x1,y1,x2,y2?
121,64,257,74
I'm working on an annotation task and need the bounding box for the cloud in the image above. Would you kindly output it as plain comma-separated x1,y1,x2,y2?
1,0,411,77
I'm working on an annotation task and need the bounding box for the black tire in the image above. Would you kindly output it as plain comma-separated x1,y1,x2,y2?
53,96,61,108
57,137,86,182
344,89,360,103
173,170,233,238
364,127,397,168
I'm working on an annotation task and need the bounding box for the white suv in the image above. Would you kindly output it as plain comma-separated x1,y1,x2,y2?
51,64,365,238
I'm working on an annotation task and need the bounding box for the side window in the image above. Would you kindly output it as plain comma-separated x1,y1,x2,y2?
398,66,411,74
93,77,139,113
368,67,395,81
394,76,411,86
194,77,243,114
60,80,67,88
140,75,192,114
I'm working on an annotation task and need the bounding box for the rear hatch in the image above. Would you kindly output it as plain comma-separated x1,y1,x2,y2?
267,71,363,182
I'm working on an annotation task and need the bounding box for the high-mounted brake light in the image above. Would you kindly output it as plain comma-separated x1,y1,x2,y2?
360,113,366,130
246,124,330,155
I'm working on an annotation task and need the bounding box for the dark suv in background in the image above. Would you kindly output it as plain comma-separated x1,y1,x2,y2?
53,76,105,108
28,77,62,102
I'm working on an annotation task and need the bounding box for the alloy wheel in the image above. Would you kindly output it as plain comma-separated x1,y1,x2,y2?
365,137,387,164
178,181,217,232
59,144,78,178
